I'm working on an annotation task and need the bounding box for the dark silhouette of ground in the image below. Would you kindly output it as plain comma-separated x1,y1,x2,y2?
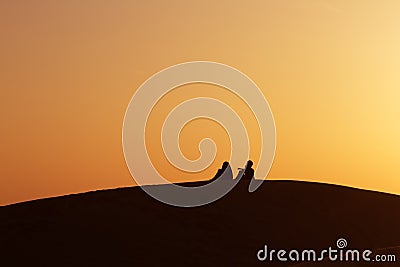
0,180,399,267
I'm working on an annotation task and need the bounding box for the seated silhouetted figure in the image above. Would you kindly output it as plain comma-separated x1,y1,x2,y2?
242,160,255,179
211,161,230,181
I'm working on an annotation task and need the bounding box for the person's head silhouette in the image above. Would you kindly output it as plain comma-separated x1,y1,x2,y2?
222,161,229,170
246,160,253,169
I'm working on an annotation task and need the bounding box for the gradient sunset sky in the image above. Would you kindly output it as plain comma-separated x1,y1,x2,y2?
1,0,400,205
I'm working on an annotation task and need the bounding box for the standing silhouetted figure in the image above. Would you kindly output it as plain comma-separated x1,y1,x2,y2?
243,160,255,179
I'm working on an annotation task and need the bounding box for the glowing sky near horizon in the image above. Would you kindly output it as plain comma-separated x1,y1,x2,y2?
1,0,400,205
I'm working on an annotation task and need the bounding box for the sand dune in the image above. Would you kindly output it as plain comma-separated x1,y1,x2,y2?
1,180,399,266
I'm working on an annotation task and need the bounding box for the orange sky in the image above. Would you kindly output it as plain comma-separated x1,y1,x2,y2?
1,1,400,205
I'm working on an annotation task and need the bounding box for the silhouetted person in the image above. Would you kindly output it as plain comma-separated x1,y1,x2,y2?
243,160,255,180
211,161,230,181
